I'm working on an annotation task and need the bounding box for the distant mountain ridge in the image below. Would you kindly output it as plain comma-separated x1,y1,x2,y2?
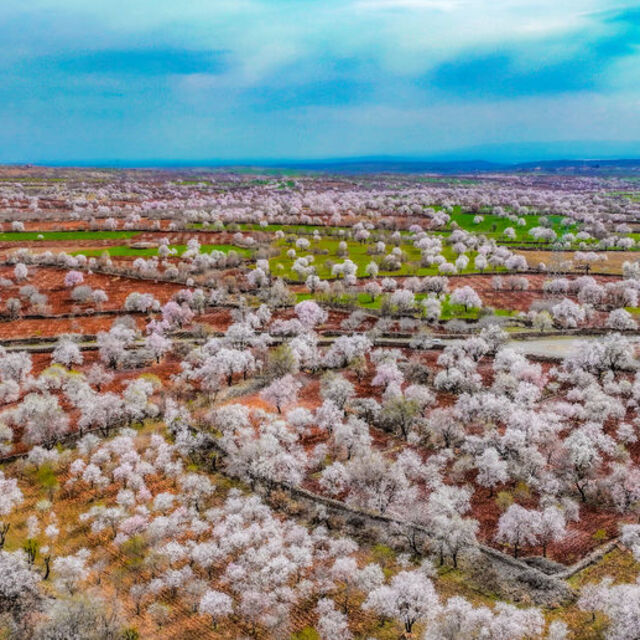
14,156,640,175
258,157,640,175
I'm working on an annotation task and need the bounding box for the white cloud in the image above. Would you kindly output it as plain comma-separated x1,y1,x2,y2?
0,0,638,159
353,0,462,11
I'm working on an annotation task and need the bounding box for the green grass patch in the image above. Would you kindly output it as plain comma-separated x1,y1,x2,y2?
440,298,481,320
608,191,640,201
447,211,576,242
192,214,580,248
290,628,320,640
297,290,512,320
72,243,253,258
269,236,494,281
568,548,640,589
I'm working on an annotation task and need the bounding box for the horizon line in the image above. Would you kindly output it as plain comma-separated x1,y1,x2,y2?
4,154,640,171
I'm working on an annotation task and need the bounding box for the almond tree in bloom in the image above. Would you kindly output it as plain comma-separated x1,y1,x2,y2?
145,331,172,363
537,506,567,557
97,325,136,369
364,570,439,635
578,578,640,640
606,308,637,331
450,285,482,311
316,598,352,640
294,299,328,329
12,392,70,447
63,270,84,288
0,471,22,548
13,263,28,282
198,589,233,629
475,447,508,496
0,550,41,629
495,504,541,558
260,374,301,414
52,337,83,368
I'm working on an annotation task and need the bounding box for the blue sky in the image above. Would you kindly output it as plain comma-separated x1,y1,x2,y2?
1,0,639,163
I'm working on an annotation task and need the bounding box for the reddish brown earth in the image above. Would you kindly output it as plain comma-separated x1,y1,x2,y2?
0,212,631,565
0,266,186,315
8,218,175,232
0,315,147,339
224,349,631,564
195,309,233,333
2,350,184,458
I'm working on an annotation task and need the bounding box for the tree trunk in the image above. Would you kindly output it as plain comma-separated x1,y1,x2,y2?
0,522,9,549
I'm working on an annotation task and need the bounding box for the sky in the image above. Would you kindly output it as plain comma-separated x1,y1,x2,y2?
1,0,639,164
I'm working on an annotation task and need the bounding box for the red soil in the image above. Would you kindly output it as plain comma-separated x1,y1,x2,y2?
0,266,185,316
0,315,147,339
224,348,635,564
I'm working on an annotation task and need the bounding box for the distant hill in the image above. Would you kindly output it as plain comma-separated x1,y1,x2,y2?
259,157,640,175
20,156,640,175
275,158,507,174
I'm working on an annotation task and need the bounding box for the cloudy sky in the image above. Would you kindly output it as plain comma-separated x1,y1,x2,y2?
1,0,639,163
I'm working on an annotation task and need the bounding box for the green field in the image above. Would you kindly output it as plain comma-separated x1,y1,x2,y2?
446,211,576,242
189,222,352,235
608,191,640,201
270,235,499,281
296,290,514,319
73,243,253,258
0,211,607,272
190,209,576,245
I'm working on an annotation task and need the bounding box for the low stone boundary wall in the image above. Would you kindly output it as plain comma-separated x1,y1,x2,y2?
194,431,574,606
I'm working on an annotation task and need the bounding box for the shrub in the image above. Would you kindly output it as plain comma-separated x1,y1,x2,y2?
592,529,607,542
495,491,514,513
290,628,320,640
